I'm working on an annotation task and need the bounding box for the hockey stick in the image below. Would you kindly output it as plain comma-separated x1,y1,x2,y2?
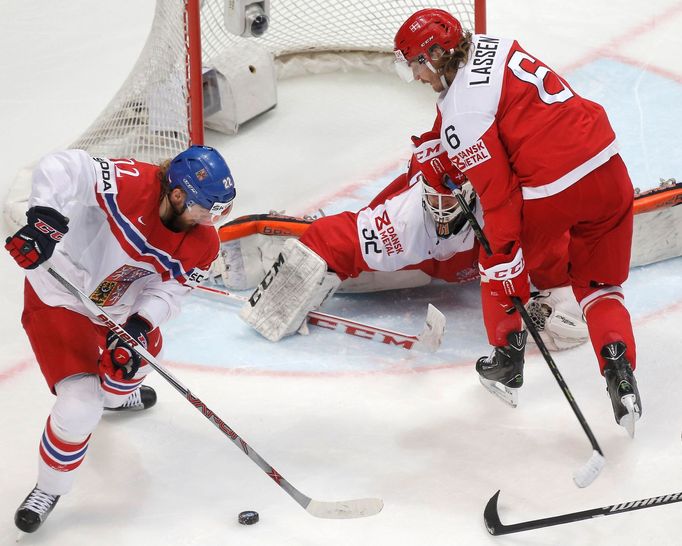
484,489,682,535
447,178,604,488
43,264,383,519
195,284,446,352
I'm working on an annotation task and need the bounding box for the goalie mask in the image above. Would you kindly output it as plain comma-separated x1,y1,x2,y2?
421,178,475,239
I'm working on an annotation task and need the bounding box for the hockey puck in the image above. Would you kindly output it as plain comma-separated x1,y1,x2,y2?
238,511,259,525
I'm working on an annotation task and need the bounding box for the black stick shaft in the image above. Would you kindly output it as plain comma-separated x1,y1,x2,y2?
485,489,682,535
450,182,603,456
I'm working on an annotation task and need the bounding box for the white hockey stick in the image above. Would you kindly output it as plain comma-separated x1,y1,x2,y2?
43,264,383,519
195,284,446,352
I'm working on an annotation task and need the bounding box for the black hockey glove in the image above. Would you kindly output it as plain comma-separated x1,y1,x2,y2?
101,314,152,380
5,206,69,269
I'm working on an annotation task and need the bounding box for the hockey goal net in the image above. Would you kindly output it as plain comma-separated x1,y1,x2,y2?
4,0,485,231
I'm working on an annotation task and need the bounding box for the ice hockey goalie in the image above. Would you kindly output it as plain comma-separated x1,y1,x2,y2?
214,176,682,348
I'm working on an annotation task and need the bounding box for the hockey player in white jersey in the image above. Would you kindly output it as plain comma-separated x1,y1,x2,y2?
5,145,236,533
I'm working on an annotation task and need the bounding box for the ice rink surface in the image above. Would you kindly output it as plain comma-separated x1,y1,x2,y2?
1,1,682,544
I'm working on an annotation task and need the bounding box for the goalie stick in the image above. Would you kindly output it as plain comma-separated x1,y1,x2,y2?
195,284,446,352
484,489,682,535
43,264,383,520
447,177,605,488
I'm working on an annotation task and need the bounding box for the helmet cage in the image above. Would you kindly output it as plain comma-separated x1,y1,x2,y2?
421,178,475,238
422,181,460,224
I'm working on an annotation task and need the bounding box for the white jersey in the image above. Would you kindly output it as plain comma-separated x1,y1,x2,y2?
355,178,482,273
25,150,218,328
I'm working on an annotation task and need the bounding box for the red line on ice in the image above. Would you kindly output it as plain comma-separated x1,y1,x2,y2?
562,1,682,76
0,359,32,384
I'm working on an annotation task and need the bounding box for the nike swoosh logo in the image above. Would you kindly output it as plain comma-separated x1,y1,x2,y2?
138,216,146,225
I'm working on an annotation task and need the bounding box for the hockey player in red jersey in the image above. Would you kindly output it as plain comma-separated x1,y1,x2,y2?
230,129,587,351
393,9,641,435
5,145,236,533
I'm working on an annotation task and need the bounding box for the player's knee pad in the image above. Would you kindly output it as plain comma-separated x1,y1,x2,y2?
526,286,589,351
239,239,341,341
51,374,104,440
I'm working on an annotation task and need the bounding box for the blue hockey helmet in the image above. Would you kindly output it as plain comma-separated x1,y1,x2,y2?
167,145,236,215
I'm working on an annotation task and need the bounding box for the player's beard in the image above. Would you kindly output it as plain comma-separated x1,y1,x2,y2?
164,200,195,232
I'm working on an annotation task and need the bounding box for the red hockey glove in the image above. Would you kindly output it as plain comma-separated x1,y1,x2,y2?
407,130,467,191
99,314,152,380
5,206,69,269
478,241,530,311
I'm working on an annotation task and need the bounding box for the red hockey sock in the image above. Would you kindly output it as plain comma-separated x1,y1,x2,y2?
481,285,523,346
584,297,636,373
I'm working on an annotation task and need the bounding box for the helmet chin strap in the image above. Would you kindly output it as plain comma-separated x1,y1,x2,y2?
425,59,451,91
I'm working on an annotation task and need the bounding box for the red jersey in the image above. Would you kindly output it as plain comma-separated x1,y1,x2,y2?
436,35,618,252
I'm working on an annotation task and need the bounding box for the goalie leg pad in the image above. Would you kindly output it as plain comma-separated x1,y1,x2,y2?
526,285,588,351
211,235,293,291
239,239,341,341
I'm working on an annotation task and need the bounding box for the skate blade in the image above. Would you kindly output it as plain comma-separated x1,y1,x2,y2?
618,394,641,438
478,376,519,408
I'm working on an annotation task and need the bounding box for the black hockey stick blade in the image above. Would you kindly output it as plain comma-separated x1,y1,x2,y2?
484,489,682,535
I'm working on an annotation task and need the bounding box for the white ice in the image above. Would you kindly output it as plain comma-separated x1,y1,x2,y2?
1,1,682,545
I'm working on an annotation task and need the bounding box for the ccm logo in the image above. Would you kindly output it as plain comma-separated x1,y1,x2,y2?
414,140,443,162
248,252,285,306
491,258,525,280
34,219,64,241
308,316,415,349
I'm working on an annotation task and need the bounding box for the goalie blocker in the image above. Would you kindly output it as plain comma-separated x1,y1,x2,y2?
239,239,341,341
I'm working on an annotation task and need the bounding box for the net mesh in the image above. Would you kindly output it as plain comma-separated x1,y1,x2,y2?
72,0,479,163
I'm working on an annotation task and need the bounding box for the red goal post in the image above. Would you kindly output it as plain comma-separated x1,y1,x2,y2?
3,0,485,231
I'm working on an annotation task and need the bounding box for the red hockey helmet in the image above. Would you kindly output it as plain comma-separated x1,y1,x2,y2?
393,9,463,82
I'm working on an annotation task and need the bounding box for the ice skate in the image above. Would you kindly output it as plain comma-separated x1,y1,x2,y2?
601,341,641,438
105,385,157,412
14,486,60,534
476,330,528,408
